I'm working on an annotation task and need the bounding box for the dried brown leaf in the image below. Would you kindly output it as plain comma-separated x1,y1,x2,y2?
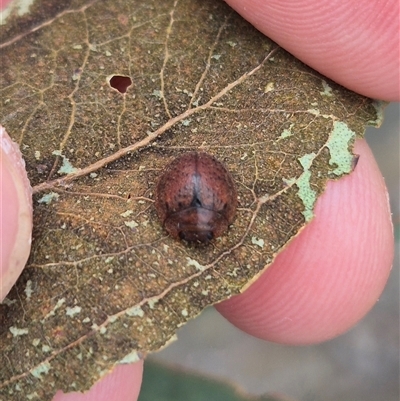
0,0,382,399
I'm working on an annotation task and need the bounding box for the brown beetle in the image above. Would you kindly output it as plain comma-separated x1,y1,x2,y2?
155,152,237,243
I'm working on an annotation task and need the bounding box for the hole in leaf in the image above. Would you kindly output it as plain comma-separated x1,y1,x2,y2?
108,75,132,93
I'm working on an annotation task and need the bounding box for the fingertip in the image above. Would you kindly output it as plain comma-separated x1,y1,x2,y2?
225,0,400,101
52,361,144,401
216,139,394,344
0,125,33,301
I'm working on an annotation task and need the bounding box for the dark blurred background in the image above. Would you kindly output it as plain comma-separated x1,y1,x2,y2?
150,102,400,401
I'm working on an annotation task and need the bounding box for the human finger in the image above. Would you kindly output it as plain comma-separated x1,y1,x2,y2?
225,0,400,101
0,126,32,302
52,362,143,401
216,139,394,344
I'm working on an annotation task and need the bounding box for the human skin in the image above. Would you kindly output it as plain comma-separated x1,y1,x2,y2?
225,0,400,101
0,0,397,399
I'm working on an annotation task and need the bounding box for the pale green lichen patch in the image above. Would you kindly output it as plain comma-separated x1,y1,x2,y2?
307,108,320,116
126,306,144,317
148,299,158,309
295,153,317,222
42,345,52,353
52,150,79,175
37,192,59,204
0,0,35,25
326,121,355,175
320,80,333,97
181,119,192,126
369,100,388,127
187,258,206,272
108,315,117,323
251,237,264,248
278,123,294,140
299,153,316,170
2,297,15,306
152,89,163,99
280,129,292,139
119,351,140,364
31,362,51,380
120,210,133,217
42,298,65,321
66,306,82,317
9,326,29,337
124,220,138,228
296,171,316,221
24,280,33,299
264,82,274,93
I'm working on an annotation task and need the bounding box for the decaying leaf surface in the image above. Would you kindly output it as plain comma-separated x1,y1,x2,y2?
0,0,382,399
